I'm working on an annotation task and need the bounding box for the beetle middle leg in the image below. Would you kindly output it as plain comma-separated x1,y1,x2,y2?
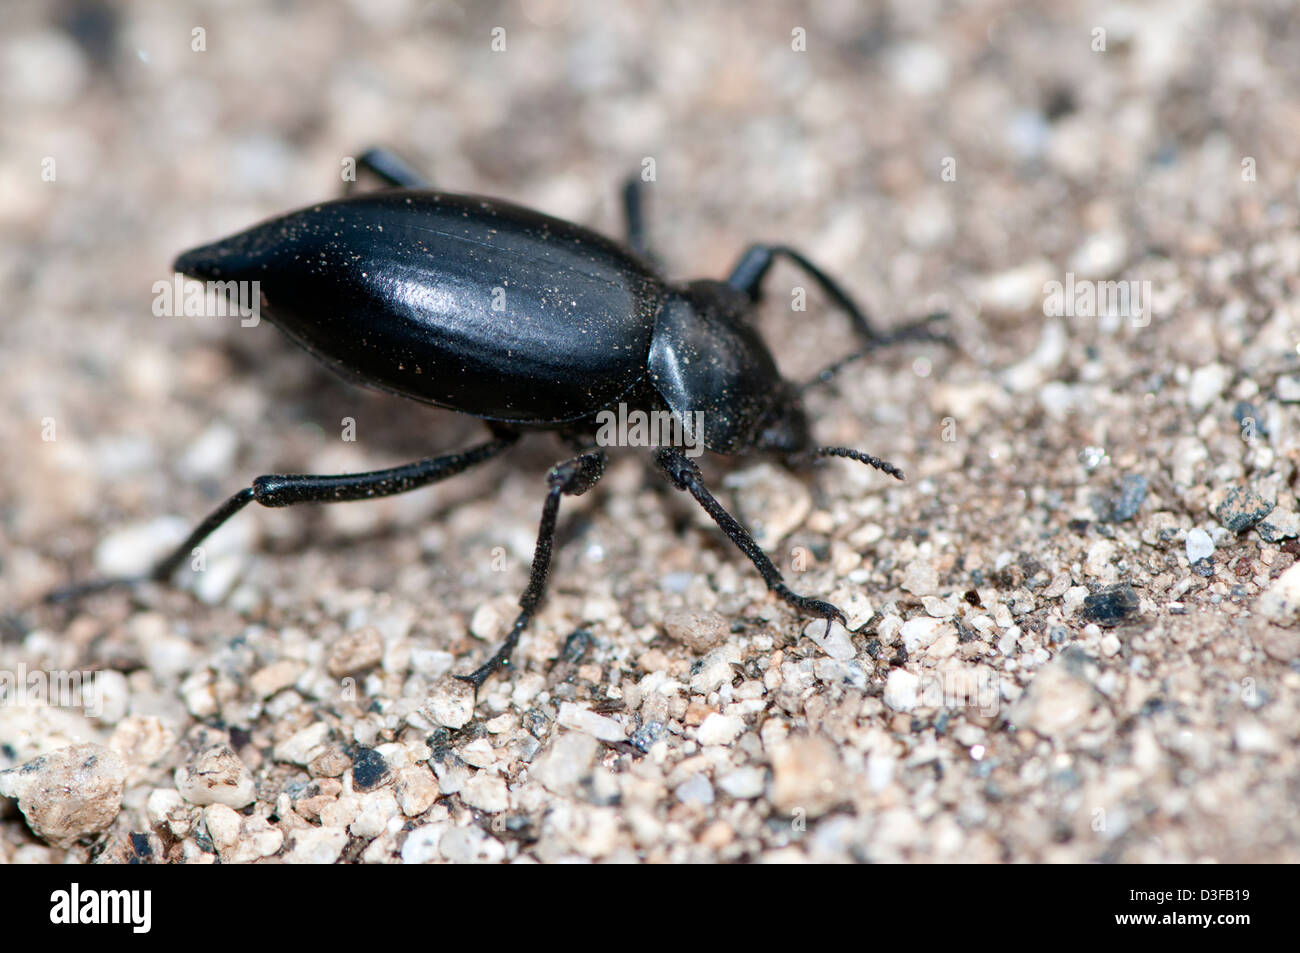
655,447,847,627
458,449,607,690
47,432,518,603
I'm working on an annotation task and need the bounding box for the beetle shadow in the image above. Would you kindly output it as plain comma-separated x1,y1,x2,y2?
215,333,587,554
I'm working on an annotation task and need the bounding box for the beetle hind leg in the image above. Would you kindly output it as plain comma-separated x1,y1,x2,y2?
458,449,607,690
348,146,432,191
655,447,848,629
621,175,657,263
44,433,518,606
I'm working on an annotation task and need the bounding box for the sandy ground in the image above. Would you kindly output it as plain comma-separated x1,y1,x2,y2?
2,0,1299,863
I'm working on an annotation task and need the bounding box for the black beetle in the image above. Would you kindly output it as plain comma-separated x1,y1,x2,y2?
56,148,946,690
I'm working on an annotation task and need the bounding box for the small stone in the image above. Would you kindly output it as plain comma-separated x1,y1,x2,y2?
884,669,921,711
838,591,875,629
1186,528,1215,563
461,774,509,813
174,737,256,808
285,826,348,864
350,746,391,793
723,463,812,546
696,713,745,746
675,773,714,805
469,601,505,640
401,824,444,864
900,616,945,654
439,825,504,863
459,738,496,769
531,731,600,797
922,595,955,618
178,423,239,480
1190,527,1216,564
803,618,855,660
1233,721,1277,753
0,744,126,848
1276,375,1300,402
425,677,475,729
350,789,400,838
1105,474,1148,522
108,715,175,777
394,765,440,816
1009,658,1095,739
901,559,940,595
326,626,385,677
1258,510,1300,542
1215,486,1274,533
305,744,350,778
556,703,625,742
662,609,728,653
717,766,766,799
249,659,303,699
227,815,284,864
1258,562,1300,624
770,735,843,817
146,788,196,838
1187,362,1229,411
689,646,742,694
203,804,242,856
1084,539,1117,579
1081,584,1139,627
93,517,188,578
1257,626,1300,662
977,259,1055,314
274,722,331,765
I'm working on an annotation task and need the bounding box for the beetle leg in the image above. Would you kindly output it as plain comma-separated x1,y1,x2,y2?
727,244,954,390
458,450,607,690
621,175,655,261
45,433,518,604
655,447,848,628
727,244,885,343
349,146,431,191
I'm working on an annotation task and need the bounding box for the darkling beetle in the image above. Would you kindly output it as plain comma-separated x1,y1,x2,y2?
54,148,947,691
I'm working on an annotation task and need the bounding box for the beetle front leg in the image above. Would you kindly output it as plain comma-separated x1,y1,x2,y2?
46,434,518,604
458,449,607,690
655,447,847,628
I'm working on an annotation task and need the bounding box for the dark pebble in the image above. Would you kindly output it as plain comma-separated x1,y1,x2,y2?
349,746,390,792
562,629,593,664
1081,584,1139,627
1215,486,1274,533
629,721,667,753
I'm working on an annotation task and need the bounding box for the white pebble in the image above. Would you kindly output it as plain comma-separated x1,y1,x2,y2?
1186,528,1215,562
93,517,189,578
803,618,855,660
884,669,920,711
696,713,745,746
556,702,625,742
716,767,766,799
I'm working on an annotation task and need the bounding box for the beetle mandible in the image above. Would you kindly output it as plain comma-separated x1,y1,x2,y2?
56,148,948,691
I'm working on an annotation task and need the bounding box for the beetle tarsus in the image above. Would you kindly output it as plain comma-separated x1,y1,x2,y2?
459,450,607,691
655,447,852,627
43,575,143,605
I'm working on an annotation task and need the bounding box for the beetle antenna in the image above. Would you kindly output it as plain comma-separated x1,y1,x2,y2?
790,446,906,480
